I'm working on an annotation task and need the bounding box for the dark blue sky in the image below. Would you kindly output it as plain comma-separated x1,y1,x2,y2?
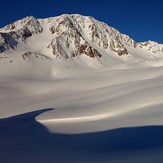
1,0,163,43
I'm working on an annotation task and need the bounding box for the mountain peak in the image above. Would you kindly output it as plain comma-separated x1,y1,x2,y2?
0,16,38,32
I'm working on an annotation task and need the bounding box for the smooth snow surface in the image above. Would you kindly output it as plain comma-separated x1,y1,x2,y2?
1,64,163,134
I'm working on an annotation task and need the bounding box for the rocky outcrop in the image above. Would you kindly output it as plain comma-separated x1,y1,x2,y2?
0,33,18,52
22,52,51,61
79,43,101,58
109,39,128,55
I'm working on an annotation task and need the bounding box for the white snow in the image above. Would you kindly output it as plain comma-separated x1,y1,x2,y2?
1,14,163,163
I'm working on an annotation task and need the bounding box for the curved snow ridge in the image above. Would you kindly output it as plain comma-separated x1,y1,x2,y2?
37,101,163,124
38,112,117,123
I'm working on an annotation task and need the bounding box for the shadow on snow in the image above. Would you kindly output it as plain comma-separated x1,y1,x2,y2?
0,108,163,163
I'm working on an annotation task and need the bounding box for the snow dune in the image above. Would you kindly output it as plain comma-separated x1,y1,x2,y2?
1,64,163,134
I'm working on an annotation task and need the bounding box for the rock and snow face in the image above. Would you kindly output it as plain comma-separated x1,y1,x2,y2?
0,16,43,52
47,14,132,58
0,14,163,63
139,40,163,54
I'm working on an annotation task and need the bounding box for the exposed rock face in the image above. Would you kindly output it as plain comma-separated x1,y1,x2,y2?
79,43,102,58
0,16,43,53
109,39,128,55
0,33,18,52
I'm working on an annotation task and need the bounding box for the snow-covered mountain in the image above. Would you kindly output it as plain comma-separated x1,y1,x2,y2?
0,14,163,66
1,14,163,163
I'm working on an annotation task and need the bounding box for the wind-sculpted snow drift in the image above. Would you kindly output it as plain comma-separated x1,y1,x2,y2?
1,14,163,163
